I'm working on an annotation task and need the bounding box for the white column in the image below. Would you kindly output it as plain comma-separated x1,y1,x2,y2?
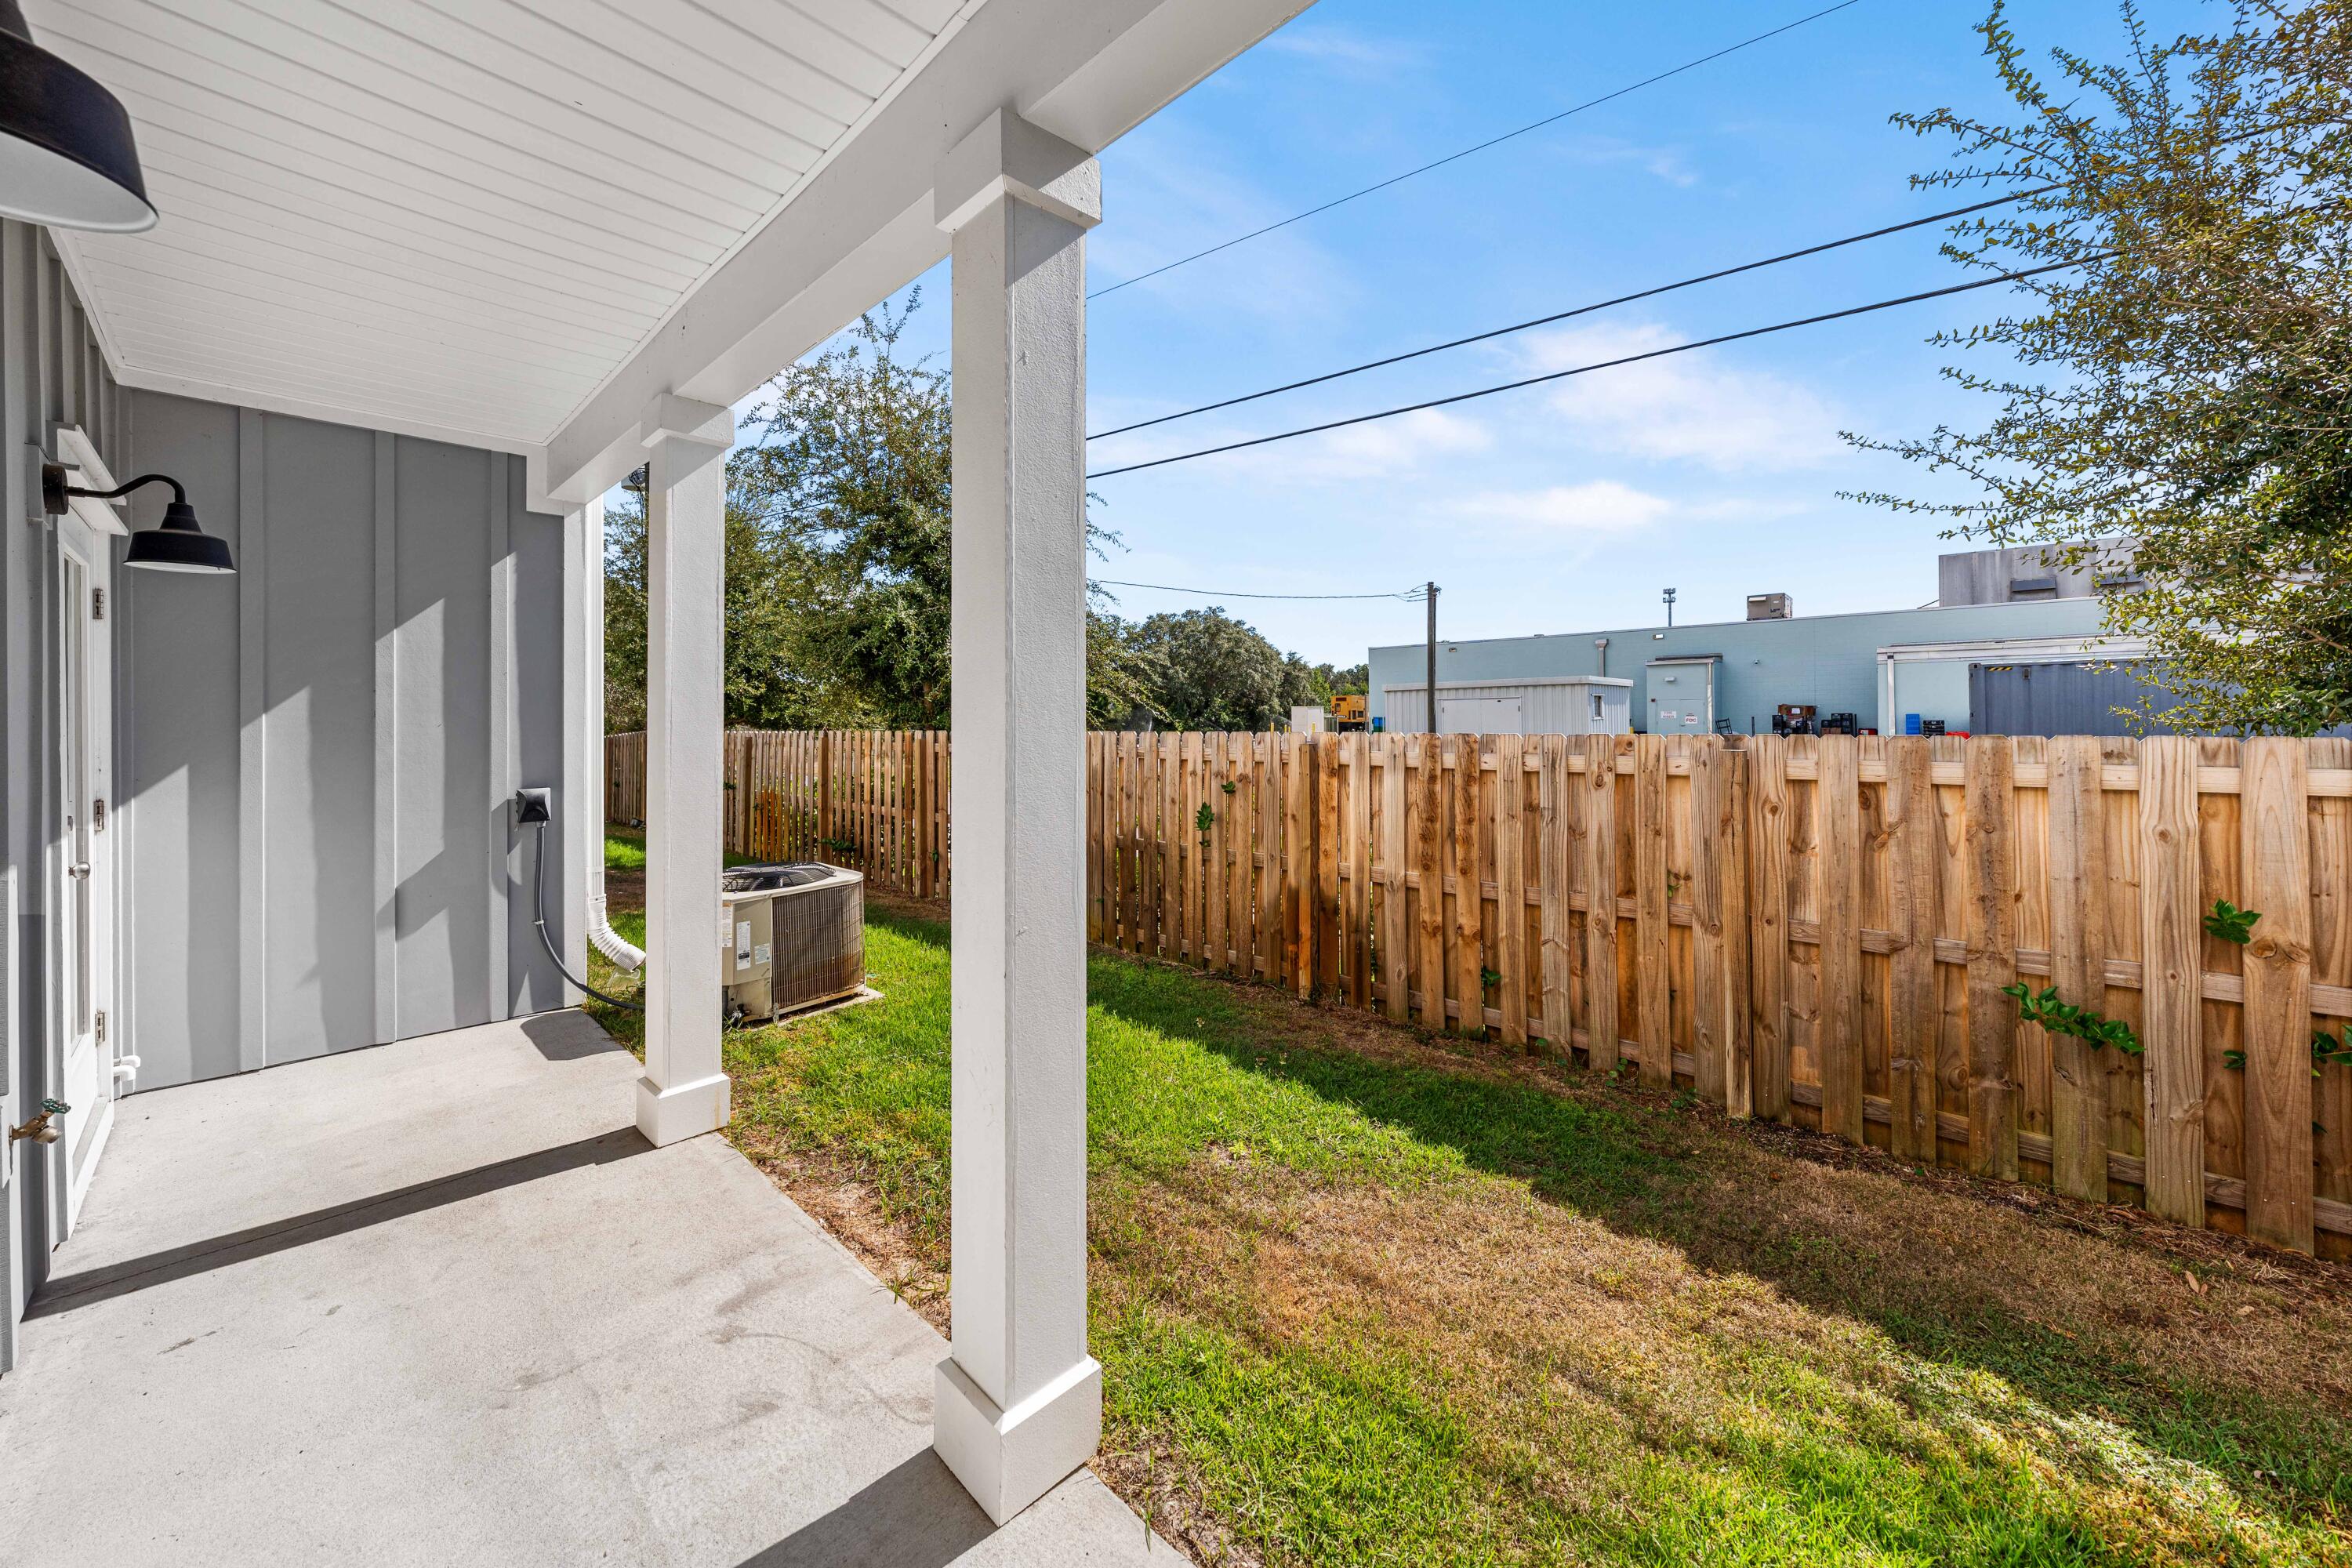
636,397,733,1147
930,108,1103,1526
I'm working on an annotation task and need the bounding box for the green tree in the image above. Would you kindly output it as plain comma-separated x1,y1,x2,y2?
1855,0,2352,733
601,468,826,733
606,294,1160,731
734,295,956,726
1319,662,1370,695
1120,607,1328,730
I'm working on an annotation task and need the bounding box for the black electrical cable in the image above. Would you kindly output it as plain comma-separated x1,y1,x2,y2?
1086,253,2105,481
1087,0,1870,301
1087,187,2054,441
529,818,644,1011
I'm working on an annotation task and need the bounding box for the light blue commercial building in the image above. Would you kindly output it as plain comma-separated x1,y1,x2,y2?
1367,547,2136,737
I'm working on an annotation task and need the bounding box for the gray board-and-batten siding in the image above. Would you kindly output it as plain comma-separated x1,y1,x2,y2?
123,390,575,1094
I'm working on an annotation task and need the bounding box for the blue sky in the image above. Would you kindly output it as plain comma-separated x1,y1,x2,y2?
784,0,2201,666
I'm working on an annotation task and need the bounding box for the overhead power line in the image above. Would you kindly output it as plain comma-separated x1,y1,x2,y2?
1086,0,1870,302
1093,577,1427,601
1088,187,2053,441
1085,253,2105,481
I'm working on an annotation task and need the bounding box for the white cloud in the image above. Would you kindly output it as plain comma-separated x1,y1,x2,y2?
1258,23,1428,77
1283,407,1490,481
1555,136,1699,188
1448,480,1672,539
1515,321,1848,473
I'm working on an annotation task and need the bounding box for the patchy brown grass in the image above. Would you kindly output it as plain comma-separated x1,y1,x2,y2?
601,837,2352,1563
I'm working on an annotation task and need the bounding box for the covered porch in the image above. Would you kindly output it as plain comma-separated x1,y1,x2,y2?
1,1008,1164,1565
0,0,1314,1539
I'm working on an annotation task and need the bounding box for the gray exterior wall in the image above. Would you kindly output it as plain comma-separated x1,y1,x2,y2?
1936,539,2138,606
1,224,134,1369
122,392,575,1093
1379,677,1631,735
1368,598,2110,735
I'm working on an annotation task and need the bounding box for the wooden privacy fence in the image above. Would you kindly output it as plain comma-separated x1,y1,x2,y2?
605,730,950,898
612,727,2352,1257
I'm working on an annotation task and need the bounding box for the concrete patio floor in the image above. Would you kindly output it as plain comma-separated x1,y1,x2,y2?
0,1011,1174,1567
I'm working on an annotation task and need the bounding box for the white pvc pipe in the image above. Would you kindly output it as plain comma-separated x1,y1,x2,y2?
587,878,644,972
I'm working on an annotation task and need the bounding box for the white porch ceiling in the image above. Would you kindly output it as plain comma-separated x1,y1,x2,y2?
29,0,1315,501
32,0,966,452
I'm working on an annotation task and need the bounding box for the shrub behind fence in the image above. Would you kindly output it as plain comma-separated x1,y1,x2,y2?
607,727,2352,1258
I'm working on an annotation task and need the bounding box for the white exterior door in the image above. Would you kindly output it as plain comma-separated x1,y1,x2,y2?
53,526,115,1232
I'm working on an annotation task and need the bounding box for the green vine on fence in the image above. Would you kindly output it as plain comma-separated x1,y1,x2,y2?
2203,898,2262,945
2001,982,2144,1056
2223,1028,2352,1078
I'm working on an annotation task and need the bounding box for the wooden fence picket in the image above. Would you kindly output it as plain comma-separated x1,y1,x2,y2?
1537,735,1570,1054
1584,733,1621,1072
1633,735,1670,1086
2241,736,2314,1253
1495,733,1528,1047
1965,736,2020,1181
1887,737,1939,1160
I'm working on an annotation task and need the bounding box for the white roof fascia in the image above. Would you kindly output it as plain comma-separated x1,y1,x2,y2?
542,0,1312,505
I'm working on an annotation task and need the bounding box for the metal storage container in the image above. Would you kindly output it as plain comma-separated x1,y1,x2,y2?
720,862,865,1023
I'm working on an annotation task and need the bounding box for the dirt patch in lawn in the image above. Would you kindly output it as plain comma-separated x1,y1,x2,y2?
604,862,644,915
728,1126,950,1333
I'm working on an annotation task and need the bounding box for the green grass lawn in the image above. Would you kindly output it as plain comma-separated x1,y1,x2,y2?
586,842,2352,1567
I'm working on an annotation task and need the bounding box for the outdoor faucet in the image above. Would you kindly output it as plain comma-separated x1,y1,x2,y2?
9,1098,71,1145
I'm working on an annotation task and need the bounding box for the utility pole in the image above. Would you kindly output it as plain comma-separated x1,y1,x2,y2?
1662,586,1677,628
1424,581,1439,735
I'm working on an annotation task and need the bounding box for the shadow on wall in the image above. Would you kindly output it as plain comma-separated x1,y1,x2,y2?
125,395,568,1091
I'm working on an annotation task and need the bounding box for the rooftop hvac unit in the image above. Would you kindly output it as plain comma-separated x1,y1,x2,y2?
1746,592,1793,621
720,862,865,1024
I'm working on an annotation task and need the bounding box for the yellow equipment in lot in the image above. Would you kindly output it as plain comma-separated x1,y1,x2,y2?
1331,693,1367,730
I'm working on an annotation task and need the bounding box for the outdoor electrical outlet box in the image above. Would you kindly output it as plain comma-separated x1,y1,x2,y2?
514,787,552,826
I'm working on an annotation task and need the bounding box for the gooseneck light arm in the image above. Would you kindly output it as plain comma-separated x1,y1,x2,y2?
67,471,186,506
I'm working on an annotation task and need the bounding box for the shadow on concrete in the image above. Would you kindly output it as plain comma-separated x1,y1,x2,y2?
736,1450,993,1567
27,1128,651,1319
519,1009,631,1062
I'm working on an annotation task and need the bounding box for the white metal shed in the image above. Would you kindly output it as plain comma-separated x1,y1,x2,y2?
1380,676,1632,735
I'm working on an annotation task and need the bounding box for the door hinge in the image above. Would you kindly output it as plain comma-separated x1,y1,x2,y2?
95,1010,106,1043
92,586,103,620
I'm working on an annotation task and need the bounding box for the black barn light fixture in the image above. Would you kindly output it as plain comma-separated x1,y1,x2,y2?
42,462,234,574
0,0,154,232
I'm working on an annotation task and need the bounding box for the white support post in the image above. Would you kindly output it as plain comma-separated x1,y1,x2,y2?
929,108,1103,1526
636,397,732,1147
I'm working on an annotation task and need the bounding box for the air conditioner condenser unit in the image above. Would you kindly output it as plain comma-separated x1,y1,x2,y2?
720,862,866,1024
